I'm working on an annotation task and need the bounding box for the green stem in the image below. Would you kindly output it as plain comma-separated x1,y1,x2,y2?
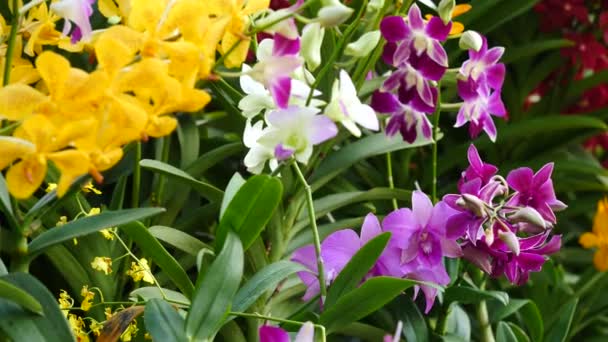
155,136,171,205
229,312,327,342
477,280,495,342
439,102,464,111
431,82,442,203
435,302,452,335
292,162,327,301
385,122,398,210
3,0,20,87
131,142,142,208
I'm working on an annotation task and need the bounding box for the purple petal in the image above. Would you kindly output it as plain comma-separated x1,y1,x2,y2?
371,91,400,113
428,40,449,67
532,163,554,188
385,115,402,136
412,190,433,227
425,17,452,41
441,238,463,258
361,213,382,244
462,244,493,274
382,42,397,65
482,116,498,142
309,115,338,144
383,69,405,91
321,229,361,272
382,208,416,247
380,16,409,42
260,326,290,342
270,77,292,109
274,144,295,160
273,34,301,56
407,4,424,30
507,167,534,192
488,90,507,116
485,64,505,90
446,212,473,239
482,46,505,65
416,54,446,81
516,252,546,272
534,235,561,255
457,79,479,101
420,115,433,138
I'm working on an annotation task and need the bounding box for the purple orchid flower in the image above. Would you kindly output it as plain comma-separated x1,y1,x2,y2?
506,163,567,223
455,79,507,142
50,0,95,43
408,263,451,313
380,5,451,74
259,322,314,342
371,91,434,143
459,37,506,91
460,144,498,188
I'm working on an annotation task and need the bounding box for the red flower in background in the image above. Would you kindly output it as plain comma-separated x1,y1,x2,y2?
562,33,608,70
534,0,588,31
600,11,608,44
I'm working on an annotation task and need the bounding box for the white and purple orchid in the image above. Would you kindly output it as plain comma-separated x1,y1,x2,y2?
50,0,95,43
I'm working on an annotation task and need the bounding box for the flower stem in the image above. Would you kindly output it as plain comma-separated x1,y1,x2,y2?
131,142,142,208
431,82,442,203
292,162,327,301
434,302,452,335
383,121,398,210
477,280,495,342
439,102,464,111
3,0,20,86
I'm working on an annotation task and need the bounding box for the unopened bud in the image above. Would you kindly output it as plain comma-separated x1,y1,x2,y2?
295,322,315,341
459,31,484,51
345,31,381,57
498,230,520,256
456,194,487,218
484,227,495,246
367,0,385,13
318,0,354,27
437,0,456,24
509,206,546,230
301,23,325,71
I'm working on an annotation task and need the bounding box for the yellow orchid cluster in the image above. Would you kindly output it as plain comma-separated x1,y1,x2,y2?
0,0,270,199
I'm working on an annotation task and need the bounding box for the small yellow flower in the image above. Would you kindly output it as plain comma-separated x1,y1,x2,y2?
45,183,57,193
104,307,114,320
120,322,139,342
88,207,101,216
57,290,73,317
82,181,102,195
90,319,103,337
100,228,115,240
56,216,68,227
126,258,154,284
67,314,89,342
580,198,608,271
91,256,113,275
80,286,95,312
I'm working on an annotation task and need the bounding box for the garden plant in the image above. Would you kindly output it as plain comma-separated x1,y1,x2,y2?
0,0,607,341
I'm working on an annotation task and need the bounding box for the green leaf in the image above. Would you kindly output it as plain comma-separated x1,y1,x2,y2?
120,222,194,299
140,159,223,202
232,260,306,313
130,287,190,305
177,116,200,169
186,231,244,340
144,298,187,342
507,323,531,342
325,232,390,308
320,276,418,332
0,174,16,229
497,322,519,342
446,304,471,341
0,279,42,315
220,173,246,219
464,0,539,33
309,133,434,190
444,286,509,306
565,70,608,104
216,175,282,250
0,258,6,275
520,301,543,342
186,142,243,177
545,298,577,342
490,299,530,323
0,273,75,342
149,225,211,256
28,208,165,256
391,296,429,342
502,39,573,64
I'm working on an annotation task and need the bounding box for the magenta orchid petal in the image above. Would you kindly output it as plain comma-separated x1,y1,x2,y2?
270,77,292,109
273,34,301,56
425,17,452,41
380,16,409,42
532,163,554,188
309,116,338,144
412,190,434,227
407,4,425,30
259,326,290,342
371,91,400,113
428,40,449,67
481,46,506,66
507,167,534,192
361,213,383,244
485,63,506,89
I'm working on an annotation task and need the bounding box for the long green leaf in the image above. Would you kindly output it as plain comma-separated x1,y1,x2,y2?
309,133,434,190
120,222,194,298
325,232,390,308
139,159,223,202
149,225,211,256
186,231,244,340
186,142,244,177
220,173,246,219
0,273,75,342
177,116,200,169
0,174,16,229
232,260,306,313
320,277,418,332
497,322,519,342
545,299,577,342
216,175,282,250
444,286,509,306
520,301,543,342
391,296,429,342
144,298,187,342
28,208,165,256
502,39,573,64
0,279,42,315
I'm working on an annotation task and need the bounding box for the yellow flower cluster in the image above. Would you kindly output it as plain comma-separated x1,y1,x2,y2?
0,0,270,199
580,198,608,271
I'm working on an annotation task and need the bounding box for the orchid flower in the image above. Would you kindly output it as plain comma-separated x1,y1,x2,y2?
50,0,95,43
455,79,507,142
324,70,379,137
259,322,314,342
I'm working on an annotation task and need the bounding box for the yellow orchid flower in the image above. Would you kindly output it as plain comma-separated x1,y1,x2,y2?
91,256,113,275
0,35,40,85
80,286,95,312
0,114,92,199
98,0,131,21
580,198,608,271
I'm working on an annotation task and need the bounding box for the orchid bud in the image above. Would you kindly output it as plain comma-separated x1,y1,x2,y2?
498,229,520,256
294,322,315,342
484,227,495,246
301,23,325,71
437,0,456,24
456,194,487,218
318,0,354,27
509,206,546,230
459,31,484,51
367,0,385,13
345,31,381,57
